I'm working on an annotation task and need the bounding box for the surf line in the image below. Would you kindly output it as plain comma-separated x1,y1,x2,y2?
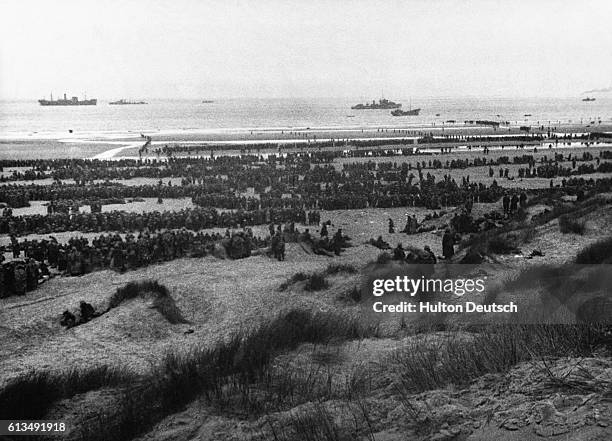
56,138,143,160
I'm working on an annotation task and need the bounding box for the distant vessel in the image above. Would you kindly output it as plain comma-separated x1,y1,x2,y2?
391,108,420,116
582,97,596,102
391,99,420,116
202,100,214,103
351,98,401,110
38,93,97,106
109,99,147,105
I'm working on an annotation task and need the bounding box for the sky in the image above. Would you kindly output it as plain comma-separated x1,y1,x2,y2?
1,0,611,100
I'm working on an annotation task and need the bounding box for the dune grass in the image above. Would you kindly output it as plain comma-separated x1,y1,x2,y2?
559,214,586,234
279,263,357,292
0,306,376,441
108,279,189,324
575,236,612,263
391,324,604,394
0,366,132,420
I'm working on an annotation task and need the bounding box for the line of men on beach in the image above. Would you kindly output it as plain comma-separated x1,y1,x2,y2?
1,217,352,298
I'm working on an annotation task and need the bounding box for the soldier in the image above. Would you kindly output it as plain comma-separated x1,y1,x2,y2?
510,194,519,213
10,235,20,258
79,301,95,324
410,215,418,234
0,262,7,298
502,194,510,215
320,223,328,238
13,262,27,296
110,244,125,272
422,246,437,264
393,243,405,261
388,218,395,233
60,310,77,328
442,229,455,260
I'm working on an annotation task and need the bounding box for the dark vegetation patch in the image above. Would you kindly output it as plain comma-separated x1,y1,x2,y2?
0,309,376,441
109,280,189,324
279,264,357,292
462,225,535,256
559,214,586,235
376,251,393,264
0,366,131,420
392,324,606,394
337,286,362,303
575,236,612,264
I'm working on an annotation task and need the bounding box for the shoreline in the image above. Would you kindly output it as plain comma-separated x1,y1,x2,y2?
0,121,611,160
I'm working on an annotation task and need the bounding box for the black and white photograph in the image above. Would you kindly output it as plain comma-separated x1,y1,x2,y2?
1,1,611,440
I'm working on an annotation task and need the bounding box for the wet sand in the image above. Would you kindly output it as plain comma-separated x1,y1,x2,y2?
1,122,611,160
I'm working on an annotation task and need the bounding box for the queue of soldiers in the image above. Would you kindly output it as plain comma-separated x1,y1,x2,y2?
4,228,269,278
0,207,311,237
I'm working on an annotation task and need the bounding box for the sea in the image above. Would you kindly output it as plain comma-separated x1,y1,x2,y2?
0,97,610,159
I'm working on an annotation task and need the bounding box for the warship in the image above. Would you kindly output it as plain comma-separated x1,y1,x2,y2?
109,99,147,105
582,97,596,102
351,98,401,110
38,93,97,106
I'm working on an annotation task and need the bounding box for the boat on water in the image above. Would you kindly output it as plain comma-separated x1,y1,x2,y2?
109,99,147,105
38,93,97,106
391,98,420,116
351,98,401,110
202,100,214,103
391,108,420,116
582,97,596,102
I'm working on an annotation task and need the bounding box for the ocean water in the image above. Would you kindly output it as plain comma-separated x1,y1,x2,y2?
1,97,611,141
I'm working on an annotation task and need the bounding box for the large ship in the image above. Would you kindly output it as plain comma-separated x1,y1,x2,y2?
109,99,147,105
582,97,596,102
38,93,97,106
351,98,402,110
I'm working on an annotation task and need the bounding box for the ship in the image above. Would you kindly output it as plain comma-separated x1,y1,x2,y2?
351,98,402,110
109,99,147,105
391,99,420,116
202,100,214,103
391,108,420,116
38,93,97,106
582,97,596,102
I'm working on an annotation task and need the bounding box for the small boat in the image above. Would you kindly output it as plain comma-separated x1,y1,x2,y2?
582,97,596,102
391,108,420,116
202,100,214,103
109,99,147,105
524,114,532,117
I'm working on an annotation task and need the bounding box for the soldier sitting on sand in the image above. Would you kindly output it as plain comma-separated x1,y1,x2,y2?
60,310,76,329
393,243,406,261
79,301,95,324
422,246,437,264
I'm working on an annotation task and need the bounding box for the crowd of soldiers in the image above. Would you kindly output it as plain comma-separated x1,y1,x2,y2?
0,207,312,237
4,228,271,278
0,256,45,298
1,215,354,298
